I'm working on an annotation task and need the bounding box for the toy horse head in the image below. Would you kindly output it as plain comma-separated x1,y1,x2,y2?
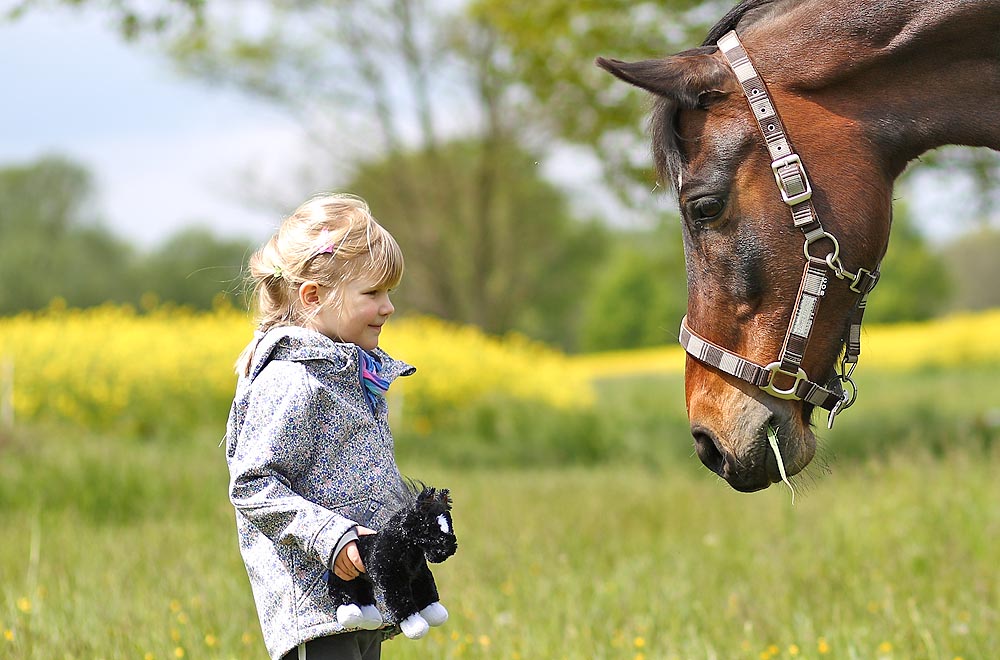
407,487,457,563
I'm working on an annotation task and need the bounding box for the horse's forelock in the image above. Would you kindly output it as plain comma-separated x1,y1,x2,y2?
650,97,684,192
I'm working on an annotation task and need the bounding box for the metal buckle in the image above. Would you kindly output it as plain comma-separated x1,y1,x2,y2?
761,362,807,400
771,154,813,206
849,267,877,294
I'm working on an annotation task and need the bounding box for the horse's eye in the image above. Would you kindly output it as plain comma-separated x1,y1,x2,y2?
687,196,728,228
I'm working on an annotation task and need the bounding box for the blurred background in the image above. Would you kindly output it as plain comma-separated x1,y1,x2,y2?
1,1,998,658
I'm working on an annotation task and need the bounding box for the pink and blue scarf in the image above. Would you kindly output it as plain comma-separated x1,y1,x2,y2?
359,349,390,411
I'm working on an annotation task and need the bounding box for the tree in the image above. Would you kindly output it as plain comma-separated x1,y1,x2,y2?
469,0,724,203
348,139,607,349
940,226,1000,312
138,227,254,309
863,203,952,324
154,0,612,343
0,157,136,314
579,221,687,351
5,0,204,40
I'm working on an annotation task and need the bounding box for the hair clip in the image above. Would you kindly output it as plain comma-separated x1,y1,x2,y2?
312,229,343,258
272,266,283,279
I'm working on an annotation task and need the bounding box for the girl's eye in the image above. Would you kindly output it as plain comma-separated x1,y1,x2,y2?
686,195,728,228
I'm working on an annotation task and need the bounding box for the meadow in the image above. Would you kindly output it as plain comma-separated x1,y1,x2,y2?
1,307,999,659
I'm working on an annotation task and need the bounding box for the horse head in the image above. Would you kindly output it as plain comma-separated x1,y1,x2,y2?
410,487,457,562
595,5,907,491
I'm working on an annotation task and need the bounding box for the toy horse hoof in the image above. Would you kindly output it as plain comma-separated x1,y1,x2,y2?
337,604,365,629
400,613,429,639
359,605,383,630
419,602,448,626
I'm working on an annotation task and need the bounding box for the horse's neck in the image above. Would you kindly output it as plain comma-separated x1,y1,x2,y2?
751,0,1000,173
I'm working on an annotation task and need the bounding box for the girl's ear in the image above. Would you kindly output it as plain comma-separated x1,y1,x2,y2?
298,281,322,308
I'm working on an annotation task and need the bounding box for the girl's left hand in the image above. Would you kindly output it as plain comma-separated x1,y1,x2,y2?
333,526,376,580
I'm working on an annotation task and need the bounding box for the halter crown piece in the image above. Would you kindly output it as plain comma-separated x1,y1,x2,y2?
677,31,880,429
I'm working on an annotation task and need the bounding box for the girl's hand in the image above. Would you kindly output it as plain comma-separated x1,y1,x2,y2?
333,526,376,580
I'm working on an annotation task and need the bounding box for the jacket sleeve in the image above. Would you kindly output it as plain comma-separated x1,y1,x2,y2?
228,361,355,569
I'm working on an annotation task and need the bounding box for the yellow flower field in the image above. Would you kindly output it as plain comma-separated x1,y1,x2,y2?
0,303,997,433
0,302,593,433
572,308,1000,379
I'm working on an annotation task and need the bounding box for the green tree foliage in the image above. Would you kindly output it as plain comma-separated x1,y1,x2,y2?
579,222,687,351
136,227,252,310
940,226,1000,312
153,0,611,346
0,157,136,314
0,157,254,315
348,139,607,349
5,0,204,40
469,0,724,200
864,204,952,324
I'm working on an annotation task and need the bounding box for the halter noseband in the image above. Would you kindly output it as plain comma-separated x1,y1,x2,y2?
678,31,880,429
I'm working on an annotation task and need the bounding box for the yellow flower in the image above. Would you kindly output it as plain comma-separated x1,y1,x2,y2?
767,644,779,655
3,629,13,641
204,633,217,647
634,636,646,648
173,647,185,658
170,628,181,642
16,598,31,613
169,600,182,613
817,637,830,654
789,644,800,656
478,635,491,647
241,631,254,645
635,654,645,660
144,654,154,660
878,641,893,654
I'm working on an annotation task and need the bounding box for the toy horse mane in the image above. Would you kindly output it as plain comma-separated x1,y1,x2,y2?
415,486,452,517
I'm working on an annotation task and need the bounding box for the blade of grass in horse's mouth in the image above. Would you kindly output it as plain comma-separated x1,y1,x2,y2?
767,424,796,505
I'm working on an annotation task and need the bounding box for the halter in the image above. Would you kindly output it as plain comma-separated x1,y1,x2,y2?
678,31,880,429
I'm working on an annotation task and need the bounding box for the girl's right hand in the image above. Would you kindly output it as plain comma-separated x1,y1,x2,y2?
333,526,376,580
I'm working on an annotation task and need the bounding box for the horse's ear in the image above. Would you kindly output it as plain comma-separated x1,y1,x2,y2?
595,48,734,109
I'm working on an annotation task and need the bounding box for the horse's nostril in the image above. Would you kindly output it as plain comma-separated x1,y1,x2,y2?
692,427,727,477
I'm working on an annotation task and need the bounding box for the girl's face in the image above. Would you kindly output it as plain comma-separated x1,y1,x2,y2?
303,277,395,350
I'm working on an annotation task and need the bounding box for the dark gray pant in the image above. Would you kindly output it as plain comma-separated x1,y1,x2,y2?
281,631,382,660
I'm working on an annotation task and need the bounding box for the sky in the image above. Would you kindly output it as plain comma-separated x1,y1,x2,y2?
1,8,305,248
0,6,987,251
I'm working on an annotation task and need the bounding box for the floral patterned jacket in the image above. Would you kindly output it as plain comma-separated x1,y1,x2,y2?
224,325,415,660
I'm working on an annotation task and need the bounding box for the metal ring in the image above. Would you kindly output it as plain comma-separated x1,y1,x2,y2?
803,231,840,265
829,374,858,410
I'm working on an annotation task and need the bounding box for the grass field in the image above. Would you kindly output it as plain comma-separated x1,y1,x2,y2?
2,308,998,658
1,423,997,659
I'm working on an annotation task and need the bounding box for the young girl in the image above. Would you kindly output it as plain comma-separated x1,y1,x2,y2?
224,194,437,660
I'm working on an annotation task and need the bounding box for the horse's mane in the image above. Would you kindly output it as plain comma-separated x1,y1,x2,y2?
702,0,781,45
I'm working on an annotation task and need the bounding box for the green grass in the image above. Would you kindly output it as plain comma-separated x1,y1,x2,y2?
1,417,998,659
393,364,1000,469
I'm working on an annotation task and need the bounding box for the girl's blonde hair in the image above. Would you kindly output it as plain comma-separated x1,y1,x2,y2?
235,193,404,375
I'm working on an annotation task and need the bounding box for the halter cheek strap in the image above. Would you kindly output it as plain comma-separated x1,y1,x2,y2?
678,31,880,428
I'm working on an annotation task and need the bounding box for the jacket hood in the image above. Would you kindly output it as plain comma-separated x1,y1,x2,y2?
243,325,414,384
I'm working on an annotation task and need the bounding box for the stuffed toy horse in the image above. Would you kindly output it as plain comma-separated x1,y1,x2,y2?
327,486,457,639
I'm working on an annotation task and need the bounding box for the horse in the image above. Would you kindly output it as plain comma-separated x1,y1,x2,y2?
327,486,457,638
596,0,1000,492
